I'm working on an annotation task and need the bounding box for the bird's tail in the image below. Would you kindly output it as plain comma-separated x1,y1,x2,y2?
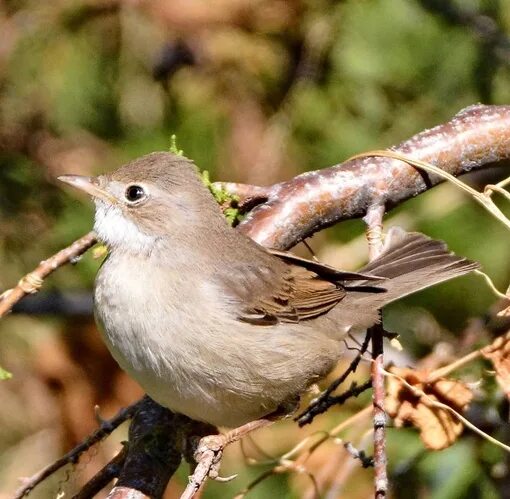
334,228,479,328
360,227,479,304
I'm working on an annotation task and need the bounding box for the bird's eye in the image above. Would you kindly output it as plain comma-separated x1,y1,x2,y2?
125,185,146,203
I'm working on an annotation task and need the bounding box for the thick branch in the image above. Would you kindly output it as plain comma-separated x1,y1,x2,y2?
107,398,184,499
220,104,510,249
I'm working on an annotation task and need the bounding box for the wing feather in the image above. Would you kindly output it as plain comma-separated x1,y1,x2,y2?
218,251,384,326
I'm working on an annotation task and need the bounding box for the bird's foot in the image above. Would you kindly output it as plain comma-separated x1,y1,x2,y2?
190,418,274,483
192,434,235,482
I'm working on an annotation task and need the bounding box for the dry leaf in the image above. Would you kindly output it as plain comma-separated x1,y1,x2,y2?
481,331,510,398
386,366,473,450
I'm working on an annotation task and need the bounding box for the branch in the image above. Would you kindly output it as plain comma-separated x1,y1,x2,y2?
220,104,510,250
364,204,388,499
7,104,510,498
295,331,371,425
0,231,97,318
72,447,127,499
14,399,144,499
106,398,191,499
181,419,273,499
418,0,510,66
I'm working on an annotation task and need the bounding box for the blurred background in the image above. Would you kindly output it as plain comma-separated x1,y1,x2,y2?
1,0,510,497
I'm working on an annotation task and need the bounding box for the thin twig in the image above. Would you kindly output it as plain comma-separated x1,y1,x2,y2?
0,231,97,318
427,350,483,382
296,332,371,426
14,400,142,499
296,407,373,467
369,324,387,499
364,203,388,499
343,442,374,468
383,368,510,454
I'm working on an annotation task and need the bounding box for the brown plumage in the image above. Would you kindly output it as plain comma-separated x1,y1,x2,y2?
58,152,480,427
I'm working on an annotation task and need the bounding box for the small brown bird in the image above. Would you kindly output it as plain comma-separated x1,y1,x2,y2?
59,152,478,427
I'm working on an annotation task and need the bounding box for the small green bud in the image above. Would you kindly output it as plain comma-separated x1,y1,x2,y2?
169,135,184,156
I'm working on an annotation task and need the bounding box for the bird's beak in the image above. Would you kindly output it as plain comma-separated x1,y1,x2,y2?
57,175,118,204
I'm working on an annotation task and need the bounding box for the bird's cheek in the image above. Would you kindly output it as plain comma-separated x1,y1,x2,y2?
94,204,156,253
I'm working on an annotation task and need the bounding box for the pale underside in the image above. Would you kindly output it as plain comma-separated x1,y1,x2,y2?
93,199,476,427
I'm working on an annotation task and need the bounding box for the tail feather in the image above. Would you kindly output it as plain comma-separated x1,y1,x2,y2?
358,227,479,307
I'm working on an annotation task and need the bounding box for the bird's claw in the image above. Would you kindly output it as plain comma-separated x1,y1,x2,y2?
193,434,227,480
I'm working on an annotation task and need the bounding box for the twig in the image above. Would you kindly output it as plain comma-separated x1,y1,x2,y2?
277,408,371,466
247,407,375,498
383,368,510,454
14,399,143,499
296,332,371,426
72,447,127,499
364,204,385,260
323,430,374,499
364,203,388,499
0,231,97,318
369,324,387,499
343,442,374,468
426,350,483,382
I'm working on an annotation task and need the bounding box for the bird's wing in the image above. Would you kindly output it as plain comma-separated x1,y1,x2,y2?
266,248,384,282
216,250,386,326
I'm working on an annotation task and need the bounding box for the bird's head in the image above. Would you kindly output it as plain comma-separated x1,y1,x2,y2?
58,152,222,254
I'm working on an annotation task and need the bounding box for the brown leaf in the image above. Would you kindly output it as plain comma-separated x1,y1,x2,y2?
481,331,510,398
386,366,473,450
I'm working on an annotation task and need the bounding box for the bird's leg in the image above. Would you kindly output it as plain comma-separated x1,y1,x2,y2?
194,417,275,473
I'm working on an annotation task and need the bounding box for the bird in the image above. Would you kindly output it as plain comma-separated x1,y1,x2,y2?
58,152,479,428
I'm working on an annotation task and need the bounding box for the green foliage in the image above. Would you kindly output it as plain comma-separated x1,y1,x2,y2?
169,134,184,156
201,171,241,225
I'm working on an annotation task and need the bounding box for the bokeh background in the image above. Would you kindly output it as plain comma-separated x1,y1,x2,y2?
1,1,510,497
